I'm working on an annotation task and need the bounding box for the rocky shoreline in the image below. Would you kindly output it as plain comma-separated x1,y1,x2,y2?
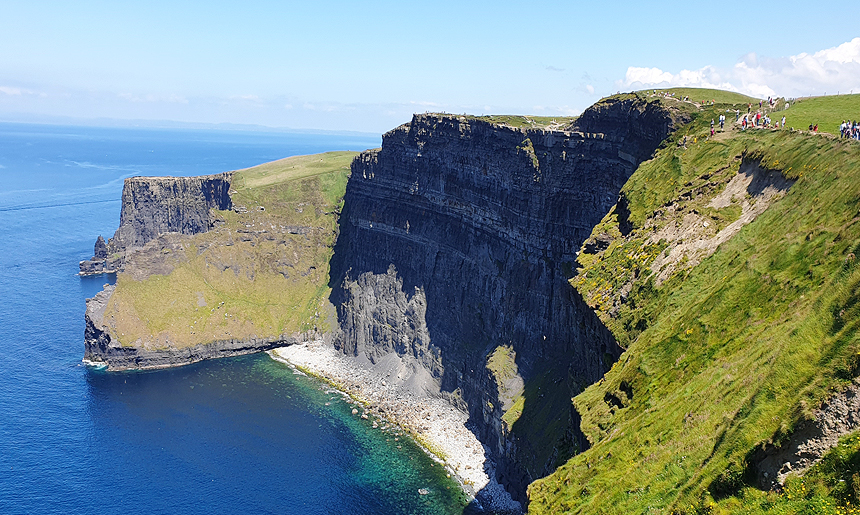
84,285,313,371
269,341,523,515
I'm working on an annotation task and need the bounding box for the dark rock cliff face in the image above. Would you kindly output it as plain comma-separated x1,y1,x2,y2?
80,173,232,274
330,98,684,503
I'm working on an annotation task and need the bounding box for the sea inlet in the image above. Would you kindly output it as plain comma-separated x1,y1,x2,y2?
0,122,475,514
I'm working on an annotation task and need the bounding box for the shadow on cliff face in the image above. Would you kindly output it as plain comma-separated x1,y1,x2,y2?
325,102,681,507
476,281,621,508
328,216,621,508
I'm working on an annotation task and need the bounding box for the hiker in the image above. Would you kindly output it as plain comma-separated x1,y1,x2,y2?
781,116,786,129
814,124,818,133
719,114,725,130
711,119,714,131
735,109,740,122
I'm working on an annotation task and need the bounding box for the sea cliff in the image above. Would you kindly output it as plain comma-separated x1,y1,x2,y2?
83,152,355,371
80,172,233,274
329,97,687,502
82,91,860,513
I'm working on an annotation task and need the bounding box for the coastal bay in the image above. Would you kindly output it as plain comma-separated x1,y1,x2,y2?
0,123,472,515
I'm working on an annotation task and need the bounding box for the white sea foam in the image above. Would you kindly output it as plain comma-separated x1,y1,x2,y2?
81,358,107,370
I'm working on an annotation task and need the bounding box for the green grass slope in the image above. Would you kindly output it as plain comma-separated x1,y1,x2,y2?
528,95,860,514
472,114,577,130
641,87,761,106
771,94,860,135
101,151,356,349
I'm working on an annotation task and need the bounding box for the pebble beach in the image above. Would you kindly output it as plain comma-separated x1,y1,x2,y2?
269,341,522,514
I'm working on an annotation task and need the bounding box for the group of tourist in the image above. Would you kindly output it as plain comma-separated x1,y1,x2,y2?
840,120,860,140
650,91,857,142
740,112,786,130
652,90,694,102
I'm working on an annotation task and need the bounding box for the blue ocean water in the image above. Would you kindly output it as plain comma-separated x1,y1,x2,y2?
0,123,471,514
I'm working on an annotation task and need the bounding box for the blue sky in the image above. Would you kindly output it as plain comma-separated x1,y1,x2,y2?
1,0,858,133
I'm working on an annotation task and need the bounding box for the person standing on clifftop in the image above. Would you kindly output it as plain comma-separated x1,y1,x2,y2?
719,114,725,130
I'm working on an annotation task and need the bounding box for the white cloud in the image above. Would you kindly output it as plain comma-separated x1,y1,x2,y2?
408,100,442,108
621,38,860,98
0,86,46,97
118,93,188,104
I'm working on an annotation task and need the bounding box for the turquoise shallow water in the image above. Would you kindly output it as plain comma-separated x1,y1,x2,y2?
0,122,473,514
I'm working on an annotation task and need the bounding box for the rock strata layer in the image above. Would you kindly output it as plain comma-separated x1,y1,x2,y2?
330,98,685,502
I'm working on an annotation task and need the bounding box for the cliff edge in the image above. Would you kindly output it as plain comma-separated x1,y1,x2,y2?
528,91,860,514
83,152,355,370
328,96,689,502
79,172,232,275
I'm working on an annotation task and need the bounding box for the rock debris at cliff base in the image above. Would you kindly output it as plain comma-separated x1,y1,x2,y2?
270,342,523,515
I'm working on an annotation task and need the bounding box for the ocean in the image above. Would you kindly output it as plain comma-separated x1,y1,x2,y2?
0,122,473,514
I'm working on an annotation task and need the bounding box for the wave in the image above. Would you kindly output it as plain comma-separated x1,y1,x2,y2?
0,198,120,212
66,160,143,174
0,187,52,197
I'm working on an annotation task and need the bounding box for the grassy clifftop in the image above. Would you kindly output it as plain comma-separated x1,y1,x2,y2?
529,93,860,513
99,151,356,349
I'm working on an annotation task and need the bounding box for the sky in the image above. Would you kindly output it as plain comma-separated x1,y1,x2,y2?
1,0,859,134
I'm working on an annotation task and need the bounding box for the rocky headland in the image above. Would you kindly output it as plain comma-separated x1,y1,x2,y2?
83,152,355,371
80,172,233,275
82,98,688,506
